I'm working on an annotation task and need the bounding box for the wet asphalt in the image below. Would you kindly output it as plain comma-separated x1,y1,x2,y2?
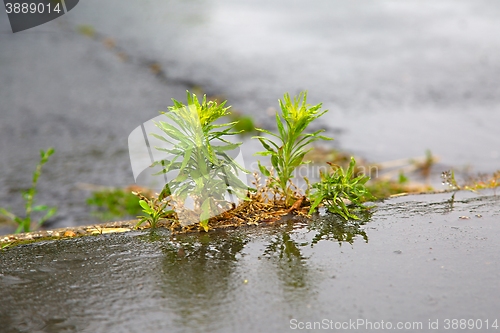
1,3,500,331
1,190,499,332
1,1,500,233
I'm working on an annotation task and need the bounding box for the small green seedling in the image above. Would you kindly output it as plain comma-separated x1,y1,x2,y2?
0,148,57,233
254,92,331,206
134,187,175,229
308,157,374,220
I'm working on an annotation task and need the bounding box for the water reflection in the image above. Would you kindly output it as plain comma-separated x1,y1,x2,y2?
156,231,248,331
0,214,372,333
262,223,314,306
152,214,371,327
307,212,370,246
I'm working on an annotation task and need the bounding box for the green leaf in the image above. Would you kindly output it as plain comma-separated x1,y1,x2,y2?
346,157,356,179
211,143,240,152
15,224,25,234
289,151,307,168
256,137,277,153
32,205,48,212
39,207,57,225
258,162,271,177
271,154,280,170
139,200,150,211
254,128,280,140
276,112,286,138
158,186,172,201
150,133,173,143
179,148,193,172
308,195,323,214
0,207,16,220
135,217,149,229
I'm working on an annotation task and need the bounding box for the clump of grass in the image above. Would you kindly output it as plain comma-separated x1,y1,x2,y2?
308,158,374,220
254,92,331,206
0,148,57,233
86,188,144,221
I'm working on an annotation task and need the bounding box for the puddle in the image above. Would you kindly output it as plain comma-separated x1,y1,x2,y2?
1,190,499,332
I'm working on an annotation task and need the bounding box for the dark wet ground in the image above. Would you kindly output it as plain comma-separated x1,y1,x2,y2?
61,0,500,168
0,16,190,232
1,3,500,332
1,190,499,333
1,1,500,233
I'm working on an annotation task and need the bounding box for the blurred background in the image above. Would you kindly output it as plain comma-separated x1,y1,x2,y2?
1,0,500,232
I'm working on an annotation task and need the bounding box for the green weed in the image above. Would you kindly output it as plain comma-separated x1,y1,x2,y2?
254,92,331,206
86,188,143,221
134,188,175,229
151,91,250,231
0,148,57,233
308,157,374,220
